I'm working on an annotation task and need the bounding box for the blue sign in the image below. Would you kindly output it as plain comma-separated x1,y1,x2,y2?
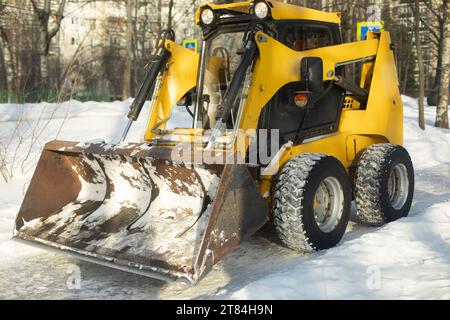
357,22,384,41
182,39,198,52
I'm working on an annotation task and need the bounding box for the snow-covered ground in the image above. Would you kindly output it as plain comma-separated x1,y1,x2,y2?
0,97,449,300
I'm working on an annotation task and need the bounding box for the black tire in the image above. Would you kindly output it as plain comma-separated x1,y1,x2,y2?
273,154,352,252
355,144,414,226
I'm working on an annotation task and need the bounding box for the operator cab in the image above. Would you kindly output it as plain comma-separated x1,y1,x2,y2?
260,20,344,145
168,1,346,148
191,2,344,145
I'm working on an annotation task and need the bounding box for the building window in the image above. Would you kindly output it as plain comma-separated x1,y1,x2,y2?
110,36,119,47
71,37,75,45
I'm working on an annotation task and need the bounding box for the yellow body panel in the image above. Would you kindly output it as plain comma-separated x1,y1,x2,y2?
257,32,401,160
145,31,402,167
268,1,340,23
258,133,387,200
257,31,403,200
239,32,380,141
196,0,340,25
144,41,199,141
338,32,403,146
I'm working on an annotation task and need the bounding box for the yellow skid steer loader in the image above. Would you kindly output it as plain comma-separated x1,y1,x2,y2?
14,1,415,283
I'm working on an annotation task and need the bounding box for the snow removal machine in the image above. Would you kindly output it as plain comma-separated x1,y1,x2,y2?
14,1,415,283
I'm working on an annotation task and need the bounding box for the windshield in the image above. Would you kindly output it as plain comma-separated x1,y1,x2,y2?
196,29,246,131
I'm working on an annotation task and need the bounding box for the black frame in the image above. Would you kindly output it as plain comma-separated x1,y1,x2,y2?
272,20,342,49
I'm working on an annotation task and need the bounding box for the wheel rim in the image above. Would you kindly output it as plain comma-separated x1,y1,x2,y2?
313,177,344,233
388,163,409,210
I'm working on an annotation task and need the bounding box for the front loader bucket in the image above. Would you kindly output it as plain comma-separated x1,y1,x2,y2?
14,141,268,283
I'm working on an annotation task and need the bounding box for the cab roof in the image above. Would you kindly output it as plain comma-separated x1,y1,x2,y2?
195,0,341,25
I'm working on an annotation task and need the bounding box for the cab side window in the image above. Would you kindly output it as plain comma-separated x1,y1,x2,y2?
283,25,332,51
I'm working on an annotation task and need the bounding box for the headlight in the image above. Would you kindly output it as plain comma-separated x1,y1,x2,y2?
201,8,215,25
254,1,269,19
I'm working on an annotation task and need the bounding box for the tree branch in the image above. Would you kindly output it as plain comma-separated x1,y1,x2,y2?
422,0,443,23
30,0,43,15
48,0,67,40
418,16,440,41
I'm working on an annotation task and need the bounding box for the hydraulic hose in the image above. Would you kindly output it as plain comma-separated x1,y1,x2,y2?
120,30,174,142
127,49,170,121
127,30,174,121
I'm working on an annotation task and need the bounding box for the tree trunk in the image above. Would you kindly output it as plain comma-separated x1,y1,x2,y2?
0,28,17,103
158,0,162,34
414,0,426,130
433,24,445,89
402,46,412,94
122,0,133,100
31,0,66,91
435,1,450,129
39,28,50,88
342,1,355,82
168,0,174,30
132,0,139,96
39,0,51,88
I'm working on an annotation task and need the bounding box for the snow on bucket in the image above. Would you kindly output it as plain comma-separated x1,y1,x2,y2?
14,141,268,282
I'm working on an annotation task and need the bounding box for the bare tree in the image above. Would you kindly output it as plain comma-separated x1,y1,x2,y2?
30,0,67,88
414,0,426,130
0,31,17,102
168,0,174,30
131,0,160,94
381,2,416,95
123,0,133,99
410,0,449,128
419,0,448,91
436,0,449,129
121,0,163,99
0,1,18,102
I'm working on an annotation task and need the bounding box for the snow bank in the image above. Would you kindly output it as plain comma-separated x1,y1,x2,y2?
0,96,449,299
403,96,450,169
0,98,191,145
220,97,450,300
226,200,450,300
